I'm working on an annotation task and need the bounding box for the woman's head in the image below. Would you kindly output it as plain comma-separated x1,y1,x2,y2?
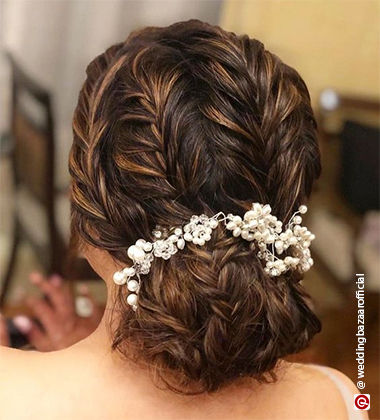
69,20,321,393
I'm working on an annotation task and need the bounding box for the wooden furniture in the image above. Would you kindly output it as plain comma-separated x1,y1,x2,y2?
0,54,66,306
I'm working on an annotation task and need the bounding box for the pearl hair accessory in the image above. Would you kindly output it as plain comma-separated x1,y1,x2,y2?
113,203,315,310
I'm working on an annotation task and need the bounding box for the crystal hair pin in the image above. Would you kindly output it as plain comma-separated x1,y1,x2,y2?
113,203,315,311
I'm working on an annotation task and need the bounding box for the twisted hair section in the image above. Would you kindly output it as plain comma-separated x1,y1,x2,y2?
69,20,321,393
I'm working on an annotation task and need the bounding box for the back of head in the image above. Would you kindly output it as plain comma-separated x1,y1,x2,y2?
69,20,321,394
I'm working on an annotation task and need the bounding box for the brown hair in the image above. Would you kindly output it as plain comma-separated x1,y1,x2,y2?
69,20,321,394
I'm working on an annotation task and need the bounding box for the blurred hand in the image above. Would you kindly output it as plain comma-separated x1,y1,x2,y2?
0,313,10,346
14,273,104,351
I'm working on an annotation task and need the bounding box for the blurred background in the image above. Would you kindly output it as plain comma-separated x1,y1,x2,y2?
0,0,379,417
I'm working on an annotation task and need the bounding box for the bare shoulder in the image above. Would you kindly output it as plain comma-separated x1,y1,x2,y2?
304,365,369,420
0,345,29,372
0,347,25,416
276,362,368,420
0,347,45,416
0,344,104,420
284,361,356,389
308,365,361,394
0,345,37,386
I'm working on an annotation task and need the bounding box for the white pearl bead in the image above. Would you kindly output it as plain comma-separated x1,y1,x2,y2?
233,227,241,237
244,210,256,221
241,230,249,240
123,266,136,277
168,234,178,242
113,270,127,285
142,242,153,252
262,204,271,215
127,245,146,262
174,228,182,236
226,221,236,230
267,235,275,243
249,219,258,228
293,215,302,224
299,205,308,214
209,219,218,229
262,226,270,234
153,230,162,238
254,232,262,240
284,257,293,265
127,293,138,306
127,280,139,292
275,240,283,249
184,232,193,241
177,238,185,249
289,237,298,245
136,239,146,248
233,215,242,224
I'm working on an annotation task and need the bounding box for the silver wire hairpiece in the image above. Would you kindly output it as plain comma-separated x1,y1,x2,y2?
113,203,315,311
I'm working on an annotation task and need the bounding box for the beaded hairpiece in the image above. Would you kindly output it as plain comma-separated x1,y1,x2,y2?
113,203,315,311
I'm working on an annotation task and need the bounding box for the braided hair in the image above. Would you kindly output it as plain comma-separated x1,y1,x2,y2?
69,20,321,394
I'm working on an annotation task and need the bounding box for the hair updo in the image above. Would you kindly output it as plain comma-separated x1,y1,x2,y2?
69,20,321,394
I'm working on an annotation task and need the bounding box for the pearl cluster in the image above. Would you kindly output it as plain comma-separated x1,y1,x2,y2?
183,214,219,245
113,203,315,310
225,203,315,276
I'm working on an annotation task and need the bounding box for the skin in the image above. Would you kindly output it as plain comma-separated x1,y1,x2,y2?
0,246,368,420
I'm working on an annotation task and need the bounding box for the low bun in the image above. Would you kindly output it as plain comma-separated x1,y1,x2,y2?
112,226,320,393
69,20,321,393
